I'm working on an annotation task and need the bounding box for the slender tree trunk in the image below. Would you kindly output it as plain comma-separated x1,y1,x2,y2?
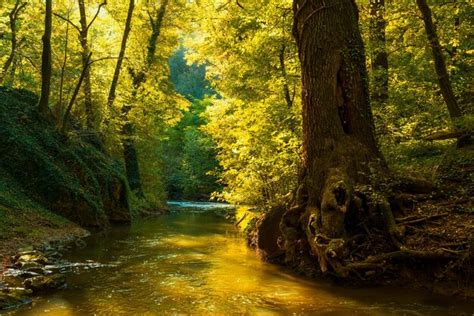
416,0,462,120
121,0,169,197
62,52,93,133
107,0,135,109
56,17,70,126
369,0,388,108
122,102,143,196
279,44,293,108
78,0,94,129
264,0,395,276
0,0,26,84
145,0,169,67
38,0,53,116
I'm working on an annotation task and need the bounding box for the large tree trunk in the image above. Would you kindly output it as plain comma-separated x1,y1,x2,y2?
120,0,169,197
266,0,395,276
38,0,53,115
416,0,462,120
78,0,95,129
369,0,388,110
0,0,26,85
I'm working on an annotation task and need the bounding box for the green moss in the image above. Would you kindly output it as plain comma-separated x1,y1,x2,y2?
0,86,131,227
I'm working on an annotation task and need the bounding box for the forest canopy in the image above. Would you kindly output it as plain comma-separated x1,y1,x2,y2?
0,0,472,207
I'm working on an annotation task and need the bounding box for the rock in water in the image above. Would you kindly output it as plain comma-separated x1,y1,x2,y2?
23,275,66,292
0,288,32,310
14,251,49,266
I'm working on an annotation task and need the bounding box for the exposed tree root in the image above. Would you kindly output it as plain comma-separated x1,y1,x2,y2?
248,167,472,291
363,248,462,263
396,213,448,226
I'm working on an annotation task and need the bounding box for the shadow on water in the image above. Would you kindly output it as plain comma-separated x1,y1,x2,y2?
7,202,474,315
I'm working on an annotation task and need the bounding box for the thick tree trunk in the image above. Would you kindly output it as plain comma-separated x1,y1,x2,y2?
369,0,388,108
416,0,462,120
38,0,53,116
0,0,26,84
78,0,95,129
107,0,135,109
120,0,169,197
269,0,393,276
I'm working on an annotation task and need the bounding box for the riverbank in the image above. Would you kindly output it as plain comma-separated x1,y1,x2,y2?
0,86,134,259
0,202,89,263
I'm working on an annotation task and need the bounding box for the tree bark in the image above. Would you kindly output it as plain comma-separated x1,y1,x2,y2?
0,0,27,84
369,0,388,108
121,0,170,197
38,0,53,116
107,0,135,109
415,0,462,120
78,0,95,129
274,0,392,275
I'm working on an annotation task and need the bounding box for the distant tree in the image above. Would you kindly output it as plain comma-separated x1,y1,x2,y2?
0,0,27,84
416,0,462,121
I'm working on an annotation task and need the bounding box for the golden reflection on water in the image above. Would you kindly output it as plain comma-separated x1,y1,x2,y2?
11,206,474,315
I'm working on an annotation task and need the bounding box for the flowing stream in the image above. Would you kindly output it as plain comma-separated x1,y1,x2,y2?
8,202,474,315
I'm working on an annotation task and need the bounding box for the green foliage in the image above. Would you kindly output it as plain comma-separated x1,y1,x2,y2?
358,0,473,143
187,0,301,206
161,49,222,200
169,47,214,101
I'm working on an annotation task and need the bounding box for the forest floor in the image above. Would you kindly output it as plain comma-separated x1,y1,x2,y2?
0,204,88,263
377,140,473,297
0,179,89,264
388,195,473,297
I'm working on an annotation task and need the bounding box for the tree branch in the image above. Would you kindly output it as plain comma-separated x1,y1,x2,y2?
87,1,107,31
53,13,80,33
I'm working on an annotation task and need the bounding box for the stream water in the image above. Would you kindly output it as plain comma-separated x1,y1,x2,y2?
7,202,474,315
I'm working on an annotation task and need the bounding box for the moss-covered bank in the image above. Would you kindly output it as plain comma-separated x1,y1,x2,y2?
0,87,132,259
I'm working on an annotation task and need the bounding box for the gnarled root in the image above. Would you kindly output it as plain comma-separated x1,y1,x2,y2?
303,168,354,276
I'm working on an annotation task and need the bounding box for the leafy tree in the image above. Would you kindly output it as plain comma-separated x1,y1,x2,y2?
161,49,220,200
188,0,302,206
0,0,27,85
